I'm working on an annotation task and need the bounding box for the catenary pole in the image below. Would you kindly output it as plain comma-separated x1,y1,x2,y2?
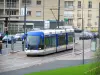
58,0,60,28
82,0,84,64
98,3,100,49
99,3,100,49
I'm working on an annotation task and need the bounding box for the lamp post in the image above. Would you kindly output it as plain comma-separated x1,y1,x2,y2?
23,0,27,51
43,0,45,22
82,0,84,64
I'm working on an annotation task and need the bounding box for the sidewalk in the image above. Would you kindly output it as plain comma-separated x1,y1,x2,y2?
0,48,94,73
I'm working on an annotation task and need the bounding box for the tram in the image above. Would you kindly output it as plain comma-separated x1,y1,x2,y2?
25,28,74,55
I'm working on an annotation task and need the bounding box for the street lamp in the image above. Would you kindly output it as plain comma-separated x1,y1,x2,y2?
23,0,27,51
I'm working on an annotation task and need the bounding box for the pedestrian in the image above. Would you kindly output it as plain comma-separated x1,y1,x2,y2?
0,41,2,54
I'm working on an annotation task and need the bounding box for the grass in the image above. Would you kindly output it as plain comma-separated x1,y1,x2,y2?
25,63,99,75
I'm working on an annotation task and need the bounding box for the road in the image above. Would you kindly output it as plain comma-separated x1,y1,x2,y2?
0,33,95,75
1,33,91,55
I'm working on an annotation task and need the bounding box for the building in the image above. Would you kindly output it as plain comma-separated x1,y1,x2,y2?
0,0,22,34
0,0,100,33
64,0,99,31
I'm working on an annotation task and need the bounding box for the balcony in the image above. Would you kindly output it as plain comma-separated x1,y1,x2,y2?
64,15,74,19
0,2,4,9
5,2,19,9
64,6,74,10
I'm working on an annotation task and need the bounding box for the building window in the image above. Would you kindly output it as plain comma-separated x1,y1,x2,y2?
65,19,73,25
6,0,17,8
77,19,82,26
78,1,81,8
88,19,92,26
27,11,31,16
88,10,92,18
36,0,41,5
88,1,92,8
64,1,73,8
77,10,81,17
22,0,31,5
7,10,16,15
36,11,41,17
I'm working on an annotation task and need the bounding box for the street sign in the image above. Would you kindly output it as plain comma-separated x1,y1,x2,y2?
64,18,68,22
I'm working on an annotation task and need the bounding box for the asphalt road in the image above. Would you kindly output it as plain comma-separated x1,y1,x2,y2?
1,33,90,55
0,33,94,75
0,59,93,75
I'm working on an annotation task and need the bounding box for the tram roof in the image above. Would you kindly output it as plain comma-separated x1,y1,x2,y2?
27,29,74,35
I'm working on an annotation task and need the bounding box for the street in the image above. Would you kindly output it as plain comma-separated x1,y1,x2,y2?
0,33,95,75
1,33,91,55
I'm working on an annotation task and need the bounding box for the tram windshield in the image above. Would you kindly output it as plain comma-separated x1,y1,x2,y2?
27,36,40,45
27,36,44,50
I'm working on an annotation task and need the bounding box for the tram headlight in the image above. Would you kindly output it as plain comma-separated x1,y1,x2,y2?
39,48,41,50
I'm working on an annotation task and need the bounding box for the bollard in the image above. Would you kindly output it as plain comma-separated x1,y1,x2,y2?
22,40,24,51
11,36,14,52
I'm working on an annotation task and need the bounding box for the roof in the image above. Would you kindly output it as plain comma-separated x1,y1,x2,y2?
27,29,74,36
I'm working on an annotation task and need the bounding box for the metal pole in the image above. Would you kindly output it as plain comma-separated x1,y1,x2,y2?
43,0,45,29
24,0,26,34
23,0,27,51
58,0,60,28
82,0,84,64
99,3,100,49
43,0,44,21
9,1,11,34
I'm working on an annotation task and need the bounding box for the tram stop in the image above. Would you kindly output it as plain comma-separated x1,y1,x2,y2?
91,38,97,52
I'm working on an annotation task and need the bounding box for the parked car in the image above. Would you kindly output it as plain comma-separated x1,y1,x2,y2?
2,35,16,43
93,32,99,38
79,31,94,40
0,33,5,40
14,33,24,41
74,28,83,33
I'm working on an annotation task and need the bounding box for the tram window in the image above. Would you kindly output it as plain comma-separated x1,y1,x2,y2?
68,35,73,43
51,36,56,47
38,38,44,49
45,36,56,48
45,37,50,48
58,34,66,46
